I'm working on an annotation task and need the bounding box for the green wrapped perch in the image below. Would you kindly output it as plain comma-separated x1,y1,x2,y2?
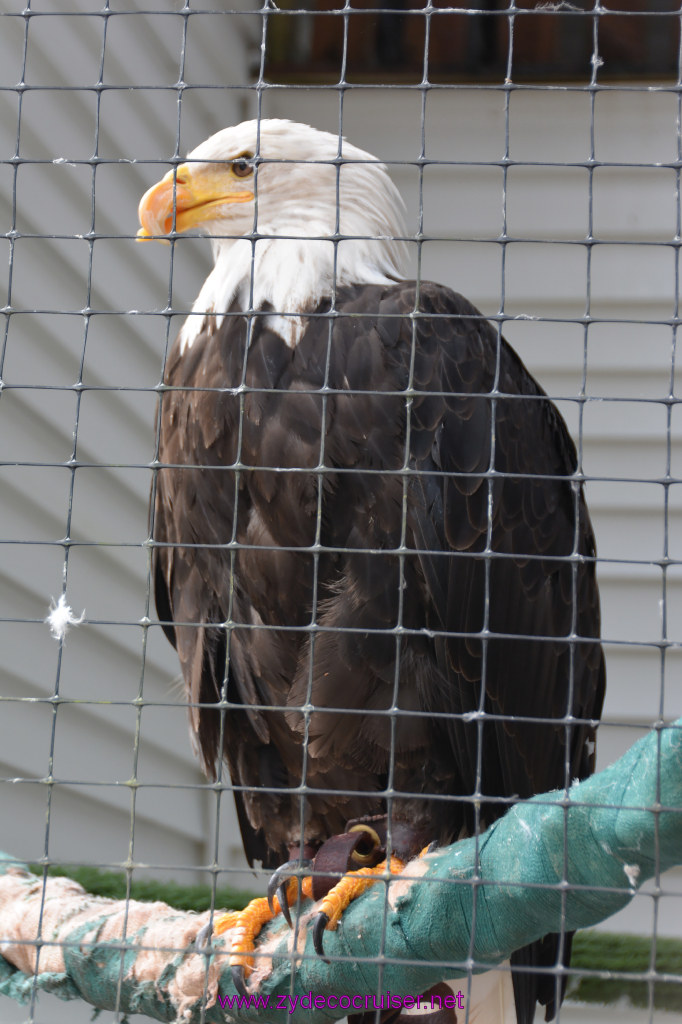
0,718,680,1023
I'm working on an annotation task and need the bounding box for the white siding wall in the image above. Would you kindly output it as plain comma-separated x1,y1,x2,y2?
0,4,680,1022
0,14,262,1024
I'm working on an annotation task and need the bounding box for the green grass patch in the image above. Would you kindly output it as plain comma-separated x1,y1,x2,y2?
30,863,260,914
569,930,682,1011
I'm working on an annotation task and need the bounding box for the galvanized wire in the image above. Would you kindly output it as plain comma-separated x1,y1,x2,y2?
0,3,680,1023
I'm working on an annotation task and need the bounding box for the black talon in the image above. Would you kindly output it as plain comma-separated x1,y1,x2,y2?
267,859,314,927
231,964,248,998
276,881,293,928
195,920,213,951
312,912,330,961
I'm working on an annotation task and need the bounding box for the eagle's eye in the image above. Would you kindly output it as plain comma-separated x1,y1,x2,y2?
232,156,254,178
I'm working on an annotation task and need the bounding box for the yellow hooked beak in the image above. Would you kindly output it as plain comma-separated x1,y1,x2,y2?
136,164,253,241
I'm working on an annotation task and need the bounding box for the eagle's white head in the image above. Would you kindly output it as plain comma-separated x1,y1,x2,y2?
137,119,409,349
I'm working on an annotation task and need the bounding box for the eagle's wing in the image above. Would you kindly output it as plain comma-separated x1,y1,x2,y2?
403,283,605,810
286,283,604,826
283,282,605,1023
404,284,606,1024
152,324,296,868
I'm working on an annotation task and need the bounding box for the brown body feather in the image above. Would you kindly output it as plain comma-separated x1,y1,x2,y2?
153,281,605,1022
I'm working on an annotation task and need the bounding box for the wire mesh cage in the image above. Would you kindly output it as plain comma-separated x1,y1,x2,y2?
1,2,681,1023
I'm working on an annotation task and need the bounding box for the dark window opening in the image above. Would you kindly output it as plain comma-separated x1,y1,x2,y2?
264,1,680,84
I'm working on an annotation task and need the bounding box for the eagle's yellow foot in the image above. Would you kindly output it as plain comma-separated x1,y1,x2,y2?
196,878,314,996
311,855,405,958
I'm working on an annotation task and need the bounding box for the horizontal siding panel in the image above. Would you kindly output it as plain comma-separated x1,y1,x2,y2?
0,553,181,705
419,165,508,241
0,532,149,624
2,671,203,789
582,438,672,482
581,397,673,441
23,13,108,90
592,166,678,243
0,765,207,874
0,606,175,709
418,165,678,245
593,90,681,165
0,385,81,464
596,564,682,645
590,506,673,565
599,643,680,723
503,240,676,313
414,255,677,323
508,318,675,377
3,310,102,391
0,467,74,542
69,466,152,545
594,722,660,776
10,236,94,313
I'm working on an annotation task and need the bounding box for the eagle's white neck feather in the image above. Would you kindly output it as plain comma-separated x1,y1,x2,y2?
177,121,409,352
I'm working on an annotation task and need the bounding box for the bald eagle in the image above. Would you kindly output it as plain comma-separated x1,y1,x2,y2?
138,119,605,1023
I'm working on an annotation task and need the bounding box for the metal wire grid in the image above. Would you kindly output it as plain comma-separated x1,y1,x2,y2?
0,2,680,1022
